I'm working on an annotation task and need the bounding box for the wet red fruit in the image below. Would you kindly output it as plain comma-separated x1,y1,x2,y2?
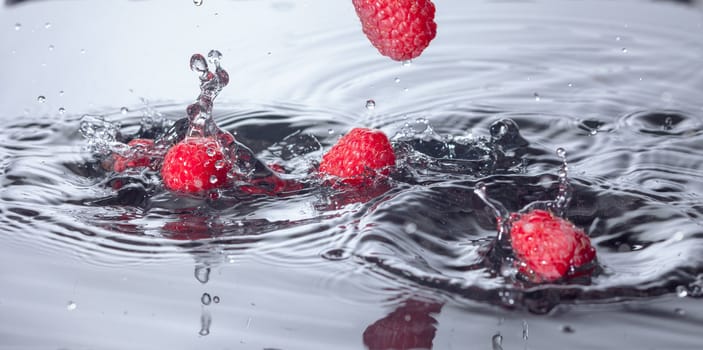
161,137,231,193
509,209,596,282
352,0,437,61
319,128,396,186
112,138,155,172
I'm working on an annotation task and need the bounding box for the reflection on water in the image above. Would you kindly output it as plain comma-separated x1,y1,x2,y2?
2,0,703,348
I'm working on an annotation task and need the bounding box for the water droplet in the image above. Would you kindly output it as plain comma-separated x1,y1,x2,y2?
59,90,65,96
194,266,211,284
120,107,129,114
58,107,66,115
404,222,417,234
209,175,218,184
327,129,335,135
491,334,503,350
190,53,208,73
199,310,211,336
365,99,376,110
615,36,621,41
14,23,21,31
37,95,46,103
48,45,54,51
193,0,203,6
214,160,225,170
402,60,412,67
44,22,51,29
207,50,222,65
66,301,77,311
201,293,212,305
213,296,220,304
80,49,86,54
561,325,575,333
206,147,216,157
676,285,689,298
556,147,566,159
394,77,400,83
567,83,573,87
533,92,541,101
522,320,529,340
621,47,628,53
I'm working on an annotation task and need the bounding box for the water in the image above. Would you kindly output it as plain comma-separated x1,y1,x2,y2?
2,0,703,349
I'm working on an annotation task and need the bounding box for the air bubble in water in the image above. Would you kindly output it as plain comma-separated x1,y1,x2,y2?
194,0,204,6
201,293,212,305
37,95,46,103
206,147,216,157
66,301,77,311
213,296,220,303
209,175,218,184
365,99,376,110
214,160,225,170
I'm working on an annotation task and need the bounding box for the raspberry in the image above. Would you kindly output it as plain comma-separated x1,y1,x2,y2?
509,209,596,282
352,0,437,61
160,137,231,193
319,128,396,186
111,138,155,172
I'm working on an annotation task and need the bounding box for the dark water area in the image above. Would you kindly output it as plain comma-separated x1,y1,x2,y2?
2,0,703,349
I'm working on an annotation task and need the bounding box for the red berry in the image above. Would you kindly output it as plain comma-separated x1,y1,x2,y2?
319,128,396,186
352,0,437,61
509,210,596,282
112,138,155,172
161,137,231,193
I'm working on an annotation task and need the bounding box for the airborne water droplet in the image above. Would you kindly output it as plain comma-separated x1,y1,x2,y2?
48,45,54,51
37,95,46,103
14,23,21,31
365,99,376,110
194,266,211,284
201,293,212,305
194,0,204,6
491,334,503,350
66,301,77,311
58,107,66,115
213,296,220,303
207,50,222,65
533,92,541,101
44,22,51,29
190,54,208,74
394,77,400,83
556,147,566,159
621,47,628,53
120,107,129,114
